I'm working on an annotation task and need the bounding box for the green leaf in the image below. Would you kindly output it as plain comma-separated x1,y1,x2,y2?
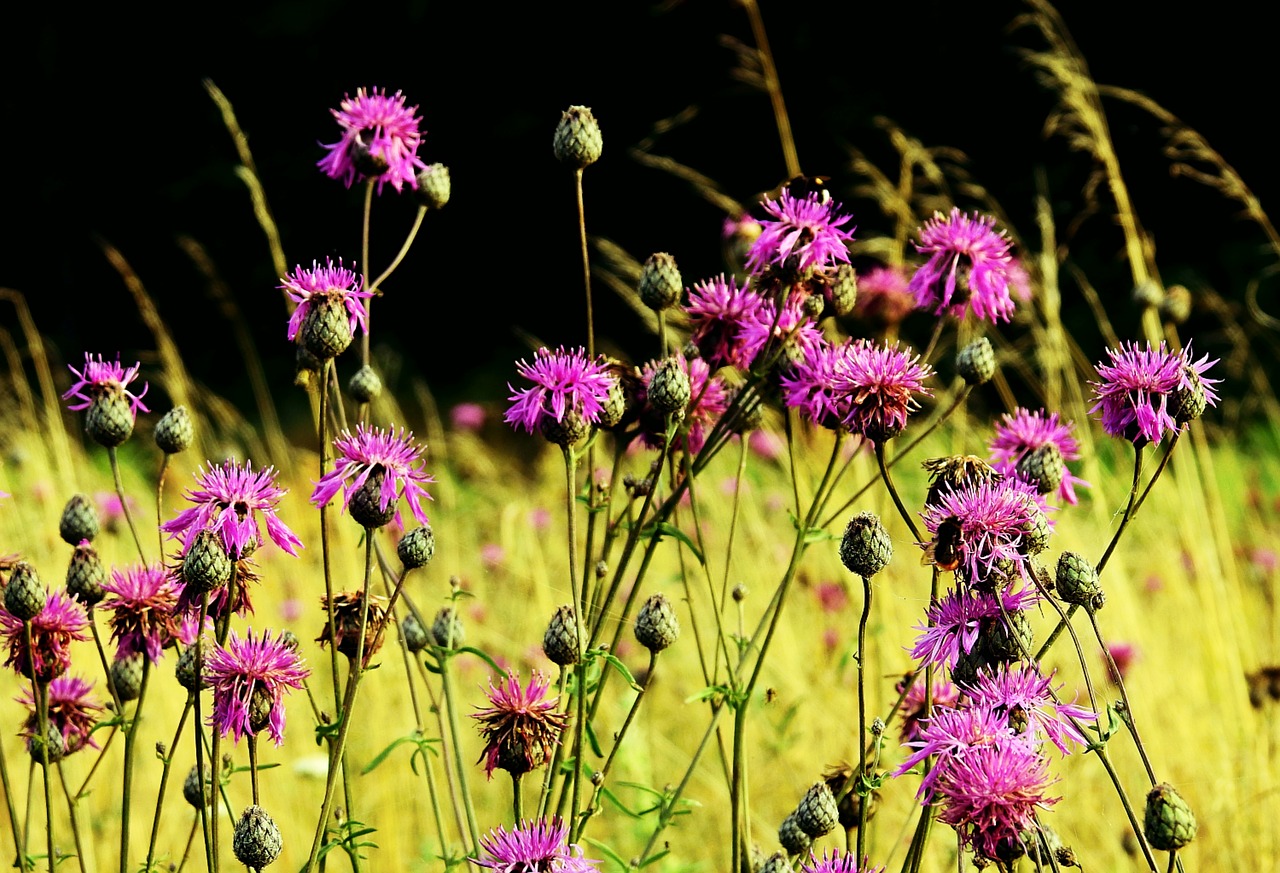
599,785,643,818
636,849,670,868
457,646,509,677
580,837,630,872
585,720,604,758
644,521,705,565
592,650,641,691
362,735,421,775
803,526,835,544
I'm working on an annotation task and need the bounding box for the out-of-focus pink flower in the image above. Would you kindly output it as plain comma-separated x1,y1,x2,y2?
813,581,848,613
748,430,784,461
1104,642,1138,684
481,543,505,570
451,402,487,432
908,209,1016,323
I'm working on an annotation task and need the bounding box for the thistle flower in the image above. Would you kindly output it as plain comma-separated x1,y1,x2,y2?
853,265,916,329
799,850,885,873
62,353,150,446
910,586,1039,671
101,563,182,663
736,292,825,371
472,671,568,778
920,478,1049,585
637,354,729,455
17,675,104,755
281,259,373,357
204,628,309,746
988,408,1089,505
894,703,1025,797
895,674,960,744
832,341,933,443
908,209,1016,322
746,190,855,276
934,741,1059,859
781,337,860,430
311,425,434,528
1,589,90,682
685,275,768,369
1088,341,1220,445
504,347,616,438
162,460,302,559
474,817,599,873
317,87,426,193
962,665,1094,755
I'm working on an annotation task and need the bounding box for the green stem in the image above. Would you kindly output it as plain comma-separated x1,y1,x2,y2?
193,595,213,873
108,446,147,563
369,205,427,293
120,657,152,873
437,652,482,857
145,694,194,872
573,168,594,357
0,677,29,872
511,773,523,825
54,764,86,873
360,177,375,368
578,651,658,838
157,453,171,560
855,573,872,864
248,735,260,807
875,441,923,542
33,667,55,873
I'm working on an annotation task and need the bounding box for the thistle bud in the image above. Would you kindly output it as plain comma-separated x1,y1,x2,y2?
349,469,395,529
300,296,354,360
648,358,690,415
154,406,194,454
86,384,136,447
4,562,46,621
634,593,680,653
182,529,232,593
183,764,213,809
761,853,793,873
66,542,107,606
638,253,682,312
175,643,207,692
401,614,430,653
839,512,892,578
111,652,145,703
542,604,581,666
415,163,451,210
956,337,996,386
553,105,603,169
826,264,858,318
59,494,100,545
1143,783,1197,851
794,782,838,838
1019,506,1051,556
1159,285,1192,324
27,721,65,767
347,365,382,403
398,525,436,570
233,805,283,870
777,812,811,855
431,607,464,649
1056,551,1105,611
540,408,591,448
980,609,1034,663
1132,279,1163,309
1016,443,1065,496
1170,368,1208,425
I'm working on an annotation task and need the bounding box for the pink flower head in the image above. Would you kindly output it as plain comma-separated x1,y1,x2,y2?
1,589,89,682
281,259,373,344
736,291,824,371
799,851,884,873
988,408,1089,505
62,353,150,417
204,628,308,746
450,402,487,432
832,341,933,443
962,665,1095,755
638,354,729,455
921,478,1049,585
895,674,960,745
780,337,859,430
746,190,855,275
474,817,599,873
910,586,1039,671
934,741,1059,859
317,87,426,193
1104,642,1138,684
909,209,1015,322
685,275,768,369
853,265,916,328
1089,341,1219,445
101,563,181,663
312,424,435,526
505,347,616,435
18,675,104,755
895,703,1024,797
472,671,568,779
162,460,302,559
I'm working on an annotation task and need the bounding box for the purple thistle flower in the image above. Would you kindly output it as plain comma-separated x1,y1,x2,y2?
963,665,1095,755
504,347,616,435
473,817,599,873
1,589,89,682
317,87,426,193
17,675,103,755
1089,341,1219,445
162,460,303,559
894,703,1025,798
101,563,181,663
909,209,1015,322
204,628,308,746
281,259,373,344
988,408,1089,505
853,265,916,328
832,341,933,443
311,425,435,526
910,586,1038,670
746,190,855,275
637,354,729,455
780,337,859,430
933,741,1059,859
62,353,150,417
735,291,824,371
472,671,568,779
685,275,767,369
895,674,960,745
799,850,885,873
920,478,1048,584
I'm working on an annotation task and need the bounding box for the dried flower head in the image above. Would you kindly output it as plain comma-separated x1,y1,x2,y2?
101,563,182,663
988,408,1089,505
163,460,302,559
474,817,599,873
1,589,90,682
316,590,388,665
746,190,855,276
1089,341,1219,445
318,87,426,193
909,209,1016,322
205,628,309,746
472,671,568,779
312,425,434,528
17,675,104,755
505,347,617,438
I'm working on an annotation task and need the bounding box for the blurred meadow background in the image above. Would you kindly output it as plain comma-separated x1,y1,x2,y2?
3,1,1280,872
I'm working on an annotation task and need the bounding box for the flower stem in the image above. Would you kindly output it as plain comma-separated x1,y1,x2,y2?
511,773,523,825
193,595,213,873
855,573,872,864
247,735,260,807
573,168,594,357
120,657,152,873
108,446,147,563
54,764,86,873
1,674,29,872
369,205,427,293
436,652,482,857
360,178,375,368
145,694,194,872
31,665,55,873
875,441,923,542
579,651,658,838
157,453,171,559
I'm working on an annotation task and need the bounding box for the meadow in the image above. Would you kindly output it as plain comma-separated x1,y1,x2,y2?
2,3,1279,872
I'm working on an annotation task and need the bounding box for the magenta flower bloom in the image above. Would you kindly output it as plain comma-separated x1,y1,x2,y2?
505,347,616,435
799,851,884,873
963,665,1094,755
163,461,303,559
62,353,150,417
204,628,308,746
1104,642,1139,684
909,209,1015,322
317,87,426,193
988,408,1089,505
312,424,434,525
1,589,89,682
474,817,599,873
1089,341,1219,445
920,478,1048,584
685,275,767,369
450,402,487,432
101,563,182,663
281,259,373,344
935,741,1059,859
637,354,729,455
735,291,824,370
853,265,916,328
895,674,960,745
472,671,568,779
832,341,933,443
780,337,859,429
895,703,1023,796
746,190,855,275
910,586,1038,671
18,675,103,755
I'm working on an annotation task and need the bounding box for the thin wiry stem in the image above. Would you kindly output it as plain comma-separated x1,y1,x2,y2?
145,694,194,872
360,178,375,367
0,694,27,872
31,663,55,873
574,168,595,357
54,764,86,873
108,446,147,563
119,657,152,873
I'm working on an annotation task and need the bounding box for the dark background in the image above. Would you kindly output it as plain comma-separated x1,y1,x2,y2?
6,1,1277,430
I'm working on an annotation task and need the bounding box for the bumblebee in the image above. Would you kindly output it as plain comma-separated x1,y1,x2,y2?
921,516,963,572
